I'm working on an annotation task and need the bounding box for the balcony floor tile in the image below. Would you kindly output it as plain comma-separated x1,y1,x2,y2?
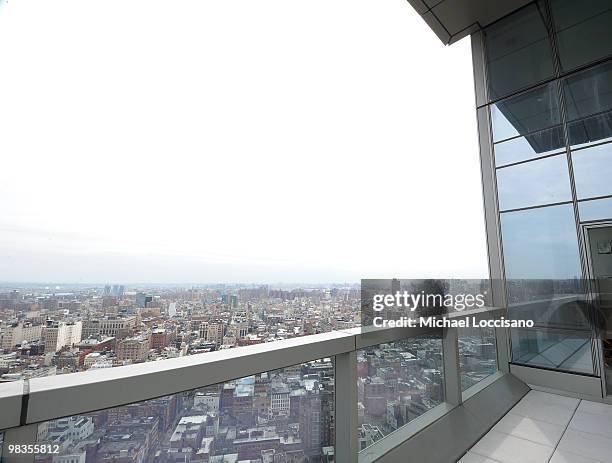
491,411,565,446
549,449,604,463
458,452,503,463
463,391,612,463
469,430,554,463
557,429,612,462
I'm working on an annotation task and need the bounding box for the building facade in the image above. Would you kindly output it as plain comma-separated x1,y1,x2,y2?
404,0,612,399
44,321,82,354
116,336,151,363
466,0,612,398
0,322,43,349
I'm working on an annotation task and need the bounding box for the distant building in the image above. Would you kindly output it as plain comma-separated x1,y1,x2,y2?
82,317,137,339
270,382,290,418
83,352,108,369
116,336,151,363
0,322,43,349
44,320,82,353
0,364,57,382
74,336,115,353
135,292,152,309
151,328,174,349
194,392,220,413
199,321,224,345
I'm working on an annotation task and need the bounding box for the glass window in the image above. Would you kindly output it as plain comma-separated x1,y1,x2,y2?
484,2,555,100
568,110,612,148
563,61,612,123
357,336,443,451
496,154,572,211
580,197,612,222
491,82,561,142
507,282,591,329
551,0,612,72
494,125,565,167
572,142,612,199
34,359,335,462
458,326,497,392
500,204,582,280
511,327,594,374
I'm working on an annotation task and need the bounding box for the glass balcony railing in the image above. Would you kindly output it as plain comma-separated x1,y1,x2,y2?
357,335,444,451
0,307,508,463
458,327,497,392
34,359,335,463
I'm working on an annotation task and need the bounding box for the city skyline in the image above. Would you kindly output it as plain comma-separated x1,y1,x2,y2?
0,280,494,461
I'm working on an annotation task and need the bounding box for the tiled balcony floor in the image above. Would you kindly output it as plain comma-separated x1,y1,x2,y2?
459,390,612,463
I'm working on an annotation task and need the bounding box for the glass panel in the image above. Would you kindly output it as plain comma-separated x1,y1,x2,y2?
511,327,594,374
501,204,582,281
586,226,612,392
491,82,561,142
551,0,612,71
507,285,590,330
494,125,565,167
568,110,612,148
563,61,612,122
34,359,335,462
357,335,443,451
580,197,612,222
572,142,612,200
484,2,555,100
502,204,594,374
458,326,497,392
496,154,572,211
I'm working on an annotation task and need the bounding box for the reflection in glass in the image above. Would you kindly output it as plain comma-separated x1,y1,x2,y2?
357,336,443,451
585,226,612,391
491,83,561,142
580,197,612,222
551,0,612,71
484,3,555,100
458,326,497,392
494,125,565,167
501,204,593,374
572,142,612,199
507,286,590,330
568,111,612,148
500,204,582,280
511,327,594,374
34,359,335,462
563,61,612,122
496,154,572,211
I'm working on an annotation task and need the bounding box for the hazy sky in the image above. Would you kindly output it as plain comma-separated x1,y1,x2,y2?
0,0,487,284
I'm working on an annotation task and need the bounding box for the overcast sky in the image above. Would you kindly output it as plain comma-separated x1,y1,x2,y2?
0,0,487,284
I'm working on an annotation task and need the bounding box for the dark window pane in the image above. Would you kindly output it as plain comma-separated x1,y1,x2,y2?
563,61,612,122
579,197,612,221
568,111,612,148
496,154,572,210
494,125,565,167
572,142,612,199
491,83,561,142
500,204,582,280
511,327,594,374
484,3,555,100
551,0,612,71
